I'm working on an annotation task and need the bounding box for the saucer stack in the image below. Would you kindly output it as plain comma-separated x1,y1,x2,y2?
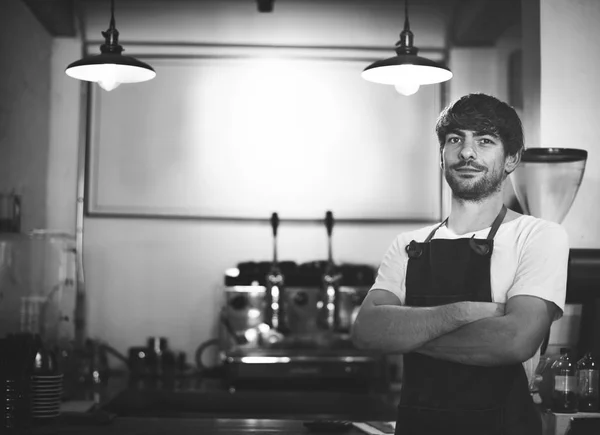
30,374,62,420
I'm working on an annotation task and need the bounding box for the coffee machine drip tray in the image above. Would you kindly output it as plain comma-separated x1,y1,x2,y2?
222,346,387,392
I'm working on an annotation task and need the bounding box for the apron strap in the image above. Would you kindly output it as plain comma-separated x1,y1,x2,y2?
486,205,508,240
425,204,508,243
424,220,447,243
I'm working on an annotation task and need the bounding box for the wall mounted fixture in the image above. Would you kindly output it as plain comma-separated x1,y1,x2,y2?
65,0,156,91
362,0,452,96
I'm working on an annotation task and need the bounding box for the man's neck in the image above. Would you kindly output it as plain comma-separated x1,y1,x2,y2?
447,193,506,234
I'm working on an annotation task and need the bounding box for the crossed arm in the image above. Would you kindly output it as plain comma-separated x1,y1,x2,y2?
351,289,557,366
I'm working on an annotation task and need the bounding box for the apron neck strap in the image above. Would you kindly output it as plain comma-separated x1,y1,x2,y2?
424,220,447,243
485,204,508,240
424,204,508,243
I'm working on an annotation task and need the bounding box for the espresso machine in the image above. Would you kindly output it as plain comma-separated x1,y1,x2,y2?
218,212,387,392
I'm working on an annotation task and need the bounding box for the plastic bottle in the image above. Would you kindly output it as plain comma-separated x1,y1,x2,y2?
577,351,599,412
552,348,579,413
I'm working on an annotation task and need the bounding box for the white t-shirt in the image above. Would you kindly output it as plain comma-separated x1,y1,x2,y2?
371,214,570,382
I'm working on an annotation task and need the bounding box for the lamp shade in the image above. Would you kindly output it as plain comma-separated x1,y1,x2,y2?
65,0,155,91
362,55,453,85
362,0,452,92
66,53,156,91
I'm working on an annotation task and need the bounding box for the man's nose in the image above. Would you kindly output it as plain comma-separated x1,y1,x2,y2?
459,140,477,160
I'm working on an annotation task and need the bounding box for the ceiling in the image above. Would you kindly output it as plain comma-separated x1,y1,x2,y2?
21,0,521,46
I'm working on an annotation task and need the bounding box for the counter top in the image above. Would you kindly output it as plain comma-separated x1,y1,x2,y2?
49,371,397,434
45,416,380,435
101,387,397,421
64,372,398,422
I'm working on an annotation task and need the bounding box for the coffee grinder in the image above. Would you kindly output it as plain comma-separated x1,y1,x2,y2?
510,147,592,357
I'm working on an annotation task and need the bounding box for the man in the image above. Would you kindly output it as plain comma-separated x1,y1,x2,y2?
352,93,569,435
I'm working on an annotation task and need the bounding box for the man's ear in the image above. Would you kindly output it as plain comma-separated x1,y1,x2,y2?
504,149,522,175
439,147,444,169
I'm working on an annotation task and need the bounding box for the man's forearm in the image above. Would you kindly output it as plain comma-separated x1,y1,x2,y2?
413,315,527,366
352,301,503,354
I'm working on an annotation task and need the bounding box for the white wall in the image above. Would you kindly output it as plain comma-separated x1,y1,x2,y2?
47,38,82,233
0,0,52,231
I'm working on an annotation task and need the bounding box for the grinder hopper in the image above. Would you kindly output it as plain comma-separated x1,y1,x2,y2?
510,148,587,224
510,148,587,358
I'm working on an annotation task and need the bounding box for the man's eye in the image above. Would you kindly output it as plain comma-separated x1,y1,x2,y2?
447,137,461,144
479,138,494,145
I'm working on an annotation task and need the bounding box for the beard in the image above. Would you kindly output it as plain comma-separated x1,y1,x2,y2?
444,163,504,202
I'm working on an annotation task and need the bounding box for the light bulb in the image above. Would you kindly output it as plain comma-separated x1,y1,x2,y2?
98,79,121,92
97,64,121,91
394,81,420,96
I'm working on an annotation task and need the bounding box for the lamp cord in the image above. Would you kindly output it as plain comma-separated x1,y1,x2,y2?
100,0,123,53
395,0,416,53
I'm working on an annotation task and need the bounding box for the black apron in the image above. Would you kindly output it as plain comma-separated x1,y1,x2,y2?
396,206,541,435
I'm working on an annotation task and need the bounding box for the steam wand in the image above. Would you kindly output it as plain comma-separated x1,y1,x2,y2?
266,212,283,331
322,211,342,330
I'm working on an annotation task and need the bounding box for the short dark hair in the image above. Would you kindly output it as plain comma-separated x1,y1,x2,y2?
435,93,524,157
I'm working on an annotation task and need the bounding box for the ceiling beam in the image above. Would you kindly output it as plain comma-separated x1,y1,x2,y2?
21,0,77,37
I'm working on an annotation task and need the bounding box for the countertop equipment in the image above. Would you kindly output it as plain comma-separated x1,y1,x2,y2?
214,211,385,392
510,147,588,356
511,148,587,225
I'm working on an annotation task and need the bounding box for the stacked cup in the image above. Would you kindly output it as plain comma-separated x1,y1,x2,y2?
30,345,62,421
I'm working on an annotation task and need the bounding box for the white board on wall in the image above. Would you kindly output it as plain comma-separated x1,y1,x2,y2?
88,52,443,221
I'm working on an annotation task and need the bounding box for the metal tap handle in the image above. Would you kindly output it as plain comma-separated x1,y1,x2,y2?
270,212,279,237
325,211,334,237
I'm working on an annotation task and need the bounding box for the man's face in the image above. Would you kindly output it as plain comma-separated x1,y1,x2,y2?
441,129,516,202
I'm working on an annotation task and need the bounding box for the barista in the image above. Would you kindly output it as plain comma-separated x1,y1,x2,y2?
352,93,569,435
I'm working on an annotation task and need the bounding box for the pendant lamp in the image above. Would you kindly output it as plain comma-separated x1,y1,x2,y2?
362,0,452,96
65,0,156,91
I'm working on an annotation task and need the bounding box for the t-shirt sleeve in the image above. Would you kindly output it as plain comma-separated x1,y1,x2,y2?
506,221,570,320
370,235,408,304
